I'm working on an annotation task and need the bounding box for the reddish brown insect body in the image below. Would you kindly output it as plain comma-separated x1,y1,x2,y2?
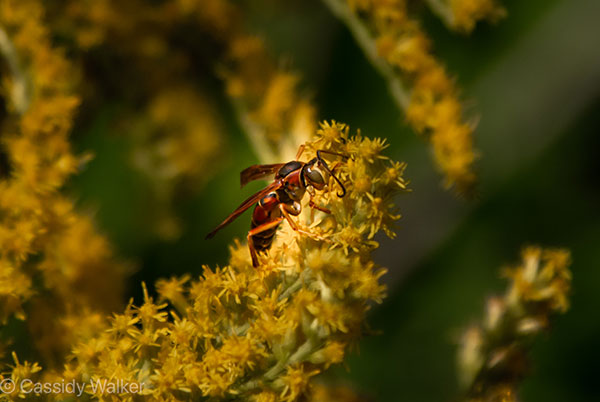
206,147,346,267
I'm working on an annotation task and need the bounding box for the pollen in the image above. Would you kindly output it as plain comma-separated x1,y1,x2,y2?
353,177,372,193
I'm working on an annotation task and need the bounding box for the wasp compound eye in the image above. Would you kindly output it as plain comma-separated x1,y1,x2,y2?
306,165,325,188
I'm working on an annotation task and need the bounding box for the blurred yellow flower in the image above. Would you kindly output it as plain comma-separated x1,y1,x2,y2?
0,0,127,365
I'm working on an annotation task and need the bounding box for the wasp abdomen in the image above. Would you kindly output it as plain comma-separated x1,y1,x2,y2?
250,193,282,252
250,226,277,251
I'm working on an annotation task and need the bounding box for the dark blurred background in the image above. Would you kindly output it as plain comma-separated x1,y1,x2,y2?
67,0,600,400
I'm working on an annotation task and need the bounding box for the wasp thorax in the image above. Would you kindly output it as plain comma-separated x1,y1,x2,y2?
278,161,303,178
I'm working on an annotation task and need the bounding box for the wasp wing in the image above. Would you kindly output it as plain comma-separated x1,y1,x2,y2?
240,164,285,187
205,180,282,239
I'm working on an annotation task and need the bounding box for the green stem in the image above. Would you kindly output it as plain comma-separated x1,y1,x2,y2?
236,337,320,393
278,274,305,302
0,26,30,114
264,337,318,381
321,0,410,111
232,100,278,164
423,0,455,28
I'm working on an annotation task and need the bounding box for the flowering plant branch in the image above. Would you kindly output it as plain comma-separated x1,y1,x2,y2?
33,122,409,401
321,0,505,194
458,247,572,402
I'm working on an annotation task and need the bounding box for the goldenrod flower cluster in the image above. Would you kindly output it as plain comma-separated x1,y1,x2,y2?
457,246,572,402
324,0,504,193
0,0,127,363
37,122,406,401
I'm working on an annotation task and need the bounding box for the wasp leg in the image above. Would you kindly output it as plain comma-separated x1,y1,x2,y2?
317,149,350,161
247,217,284,267
295,144,305,160
279,203,328,241
309,198,331,214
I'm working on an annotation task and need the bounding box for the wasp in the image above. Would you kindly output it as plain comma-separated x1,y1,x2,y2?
206,146,347,267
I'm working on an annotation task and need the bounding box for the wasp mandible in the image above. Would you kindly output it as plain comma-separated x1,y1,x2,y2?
205,146,348,267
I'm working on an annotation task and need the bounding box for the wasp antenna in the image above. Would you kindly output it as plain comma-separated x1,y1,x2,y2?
317,151,346,197
317,149,349,161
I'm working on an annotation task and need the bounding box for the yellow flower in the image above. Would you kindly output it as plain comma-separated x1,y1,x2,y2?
107,306,141,337
0,259,32,322
136,283,169,326
504,246,572,313
449,0,506,33
157,275,190,314
309,341,346,368
252,390,279,402
278,364,320,402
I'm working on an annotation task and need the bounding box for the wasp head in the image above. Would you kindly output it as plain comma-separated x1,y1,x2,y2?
301,150,347,197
